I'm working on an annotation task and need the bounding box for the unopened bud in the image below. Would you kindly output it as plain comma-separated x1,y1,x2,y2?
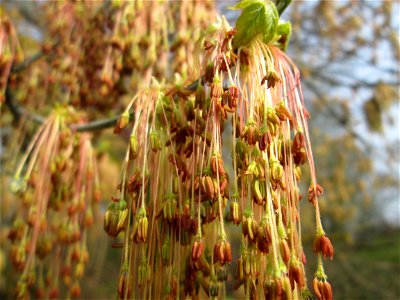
150,131,162,152
114,111,130,134
130,134,139,159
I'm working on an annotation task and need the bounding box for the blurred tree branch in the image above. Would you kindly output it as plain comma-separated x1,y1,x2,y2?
303,78,371,153
5,71,201,132
10,39,60,74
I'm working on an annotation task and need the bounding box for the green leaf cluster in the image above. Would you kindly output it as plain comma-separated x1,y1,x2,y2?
232,0,279,49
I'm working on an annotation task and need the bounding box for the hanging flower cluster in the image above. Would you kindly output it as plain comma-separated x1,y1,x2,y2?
8,107,100,299
0,8,23,104
107,2,333,299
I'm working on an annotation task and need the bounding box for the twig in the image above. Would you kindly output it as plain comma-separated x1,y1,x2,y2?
275,0,292,16
72,114,130,133
11,39,60,74
5,78,201,132
11,50,46,74
303,79,372,153
5,83,45,124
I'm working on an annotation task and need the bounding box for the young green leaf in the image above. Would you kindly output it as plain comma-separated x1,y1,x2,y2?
276,21,292,51
233,2,266,48
232,1,279,49
262,2,279,44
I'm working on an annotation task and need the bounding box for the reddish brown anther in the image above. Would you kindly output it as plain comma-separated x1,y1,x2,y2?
261,71,281,88
313,234,334,260
292,131,307,165
301,250,307,265
258,131,272,152
313,278,333,300
35,287,45,299
220,177,229,198
191,239,204,261
288,262,305,289
244,121,258,146
8,219,25,242
322,281,333,300
200,175,215,199
239,48,250,66
127,172,142,193
118,271,131,299
228,85,239,109
70,282,81,298
264,277,285,300
257,224,272,254
211,155,227,177
214,239,232,265
308,183,324,205
224,241,233,263
49,287,60,299
280,239,291,265
186,217,198,235
205,64,215,83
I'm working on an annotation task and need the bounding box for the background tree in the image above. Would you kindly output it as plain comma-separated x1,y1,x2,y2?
286,1,399,299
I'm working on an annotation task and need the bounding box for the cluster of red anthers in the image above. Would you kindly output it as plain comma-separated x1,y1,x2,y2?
106,18,333,300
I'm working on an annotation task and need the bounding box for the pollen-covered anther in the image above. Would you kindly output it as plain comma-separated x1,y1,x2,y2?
229,200,241,225
252,179,266,205
132,208,149,243
242,215,258,242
